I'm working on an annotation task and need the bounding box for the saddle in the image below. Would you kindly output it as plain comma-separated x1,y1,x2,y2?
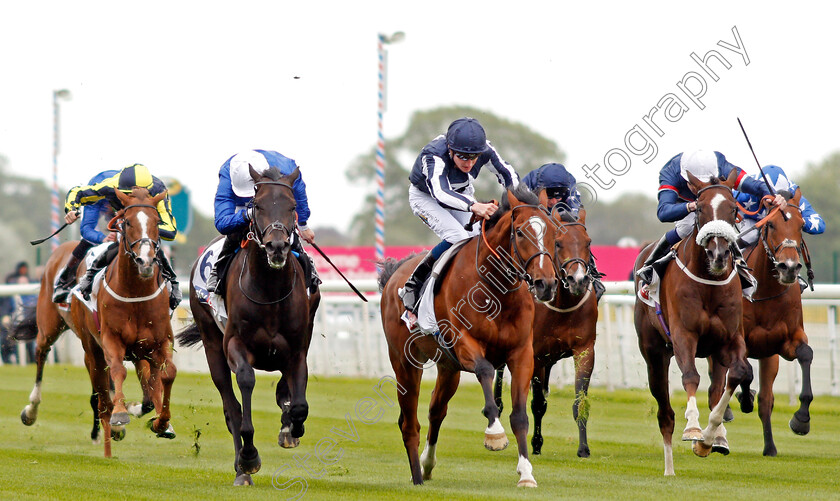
414,240,470,335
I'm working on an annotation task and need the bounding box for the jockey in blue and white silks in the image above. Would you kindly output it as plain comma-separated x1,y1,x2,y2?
205,149,319,295
401,117,519,318
636,150,785,286
735,164,825,246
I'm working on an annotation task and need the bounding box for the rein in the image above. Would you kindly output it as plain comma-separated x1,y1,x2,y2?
246,181,296,249
237,251,298,305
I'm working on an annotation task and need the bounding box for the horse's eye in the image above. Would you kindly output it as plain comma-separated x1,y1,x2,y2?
516,229,524,237
290,206,296,212
766,222,774,230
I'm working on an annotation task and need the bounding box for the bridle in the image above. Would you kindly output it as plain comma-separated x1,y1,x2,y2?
246,181,296,248
692,184,739,247
551,218,593,291
108,203,162,264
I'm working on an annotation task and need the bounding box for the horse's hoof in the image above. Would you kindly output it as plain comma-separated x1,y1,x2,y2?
577,445,591,458
692,440,712,457
278,432,300,449
20,408,36,426
110,412,131,426
233,473,253,486
763,445,778,457
517,478,538,488
737,390,756,414
156,423,176,439
711,436,729,455
484,432,509,451
238,453,262,475
111,425,126,441
681,427,703,441
723,406,735,423
789,415,810,436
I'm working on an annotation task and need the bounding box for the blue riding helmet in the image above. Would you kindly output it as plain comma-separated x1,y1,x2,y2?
446,118,488,154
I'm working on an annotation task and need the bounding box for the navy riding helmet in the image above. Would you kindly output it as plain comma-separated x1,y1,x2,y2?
446,118,488,154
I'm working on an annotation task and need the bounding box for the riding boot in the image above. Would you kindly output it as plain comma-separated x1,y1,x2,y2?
52,255,82,303
205,235,240,295
292,236,321,294
731,242,757,294
400,253,436,314
157,251,182,310
636,234,671,286
78,243,117,300
589,255,606,301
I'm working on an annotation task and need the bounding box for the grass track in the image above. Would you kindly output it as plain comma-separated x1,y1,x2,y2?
2,364,839,500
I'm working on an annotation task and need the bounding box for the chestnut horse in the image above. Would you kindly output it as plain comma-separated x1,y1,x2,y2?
177,167,320,486
380,185,558,487
633,170,752,475
493,207,599,457
709,190,812,456
18,188,176,455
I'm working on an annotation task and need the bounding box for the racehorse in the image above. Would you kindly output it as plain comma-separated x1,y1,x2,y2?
17,189,176,455
633,170,752,475
493,207,599,457
379,185,558,487
709,190,812,456
177,166,320,486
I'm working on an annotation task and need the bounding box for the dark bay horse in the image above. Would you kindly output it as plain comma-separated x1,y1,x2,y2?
177,166,320,486
17,189,174,454
380,185,558,487
709,190,812,456
493,207,599,457
633,170,752,475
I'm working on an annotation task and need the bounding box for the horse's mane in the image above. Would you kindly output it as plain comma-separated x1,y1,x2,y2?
378,254,421,291
261,167,287,182
485,183,540,231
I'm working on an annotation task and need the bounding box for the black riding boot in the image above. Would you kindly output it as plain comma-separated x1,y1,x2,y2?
52,255,82,303
589,256,606,301
400,253,436,314
78,242,118,300
157,251,182,310
205,235,241,296
636,234,671,286
293,239,321,294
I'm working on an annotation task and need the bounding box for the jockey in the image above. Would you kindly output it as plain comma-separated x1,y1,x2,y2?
401,117,519,323
521,162,606,300
735,164,825,246
204,149,320,296
636,150,786,286
52,169,118,303
56,164,181,309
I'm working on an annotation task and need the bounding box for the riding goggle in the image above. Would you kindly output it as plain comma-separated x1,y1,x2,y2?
545,187,570,200
454,151,480,161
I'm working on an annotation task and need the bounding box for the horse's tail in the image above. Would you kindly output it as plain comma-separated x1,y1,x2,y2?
176,322,203,348
377,255,418,292
10,304,38,341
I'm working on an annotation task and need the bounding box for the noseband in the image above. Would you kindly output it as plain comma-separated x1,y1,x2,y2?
552,221,592,291
246,181,295,249
693,184,738,247
110,203,162,263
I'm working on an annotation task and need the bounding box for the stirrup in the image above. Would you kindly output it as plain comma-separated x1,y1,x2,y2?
400,310,418,330
52,287,71,304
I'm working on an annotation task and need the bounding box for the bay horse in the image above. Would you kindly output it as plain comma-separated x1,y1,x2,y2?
17,189,175,454
493,207,599,457
177,166,320,486
709,190,812,456
633,169,752,475
379,185,558,487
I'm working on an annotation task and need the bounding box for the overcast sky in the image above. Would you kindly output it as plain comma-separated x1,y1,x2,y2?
1,1,837,235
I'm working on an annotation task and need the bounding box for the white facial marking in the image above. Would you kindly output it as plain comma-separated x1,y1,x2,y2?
709,193,726,220
136,212,153,263
527,216,547,267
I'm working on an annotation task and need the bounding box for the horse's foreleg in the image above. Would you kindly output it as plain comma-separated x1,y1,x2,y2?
671,332,702,442
205,342,246,481
149,339,177,439
474,357,507,452
707,357,734,421
641,338,675,475
228,341,261,476
758,356,779,456
493,367,505,415
101,335,130,426
275,376,298,448
789,342,813,436
530,366,547,455
128,359,155,418
507,347,536,488
573,346,595,458
285,352,310,441
697,349,752,457
422,364,460,481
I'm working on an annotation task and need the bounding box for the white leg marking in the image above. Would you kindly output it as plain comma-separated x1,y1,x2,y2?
517,455,537,487
485,417,505,435
704,389,733,442
685,396,701,431
420,440,436,479
664,443,675,476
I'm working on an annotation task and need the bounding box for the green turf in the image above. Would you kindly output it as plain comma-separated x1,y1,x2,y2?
2,364,839,500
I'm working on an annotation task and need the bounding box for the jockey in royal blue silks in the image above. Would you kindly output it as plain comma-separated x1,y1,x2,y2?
735,164,825,245
400,117,519,320
53,165,181,309
204,149,320,296
636,150,786,287
522,162,606,300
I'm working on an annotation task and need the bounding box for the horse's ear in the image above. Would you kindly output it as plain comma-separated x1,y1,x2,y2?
686,171,703,194
577,208,587,224
249,165,262,183
723,168,739,189
115,188,130,206
506,188,520,208
538,188,549,209
285,167,301,184
151,190,167,207
791,187,802,207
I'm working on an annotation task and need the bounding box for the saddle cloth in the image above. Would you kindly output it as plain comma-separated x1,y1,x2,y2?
191,238,228,331
416,239,470,335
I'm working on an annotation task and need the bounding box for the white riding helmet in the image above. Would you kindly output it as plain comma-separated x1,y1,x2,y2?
679,150,719,182
230,150,271,197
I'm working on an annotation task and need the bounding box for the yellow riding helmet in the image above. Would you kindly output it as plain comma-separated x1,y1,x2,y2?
118,164,154,192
